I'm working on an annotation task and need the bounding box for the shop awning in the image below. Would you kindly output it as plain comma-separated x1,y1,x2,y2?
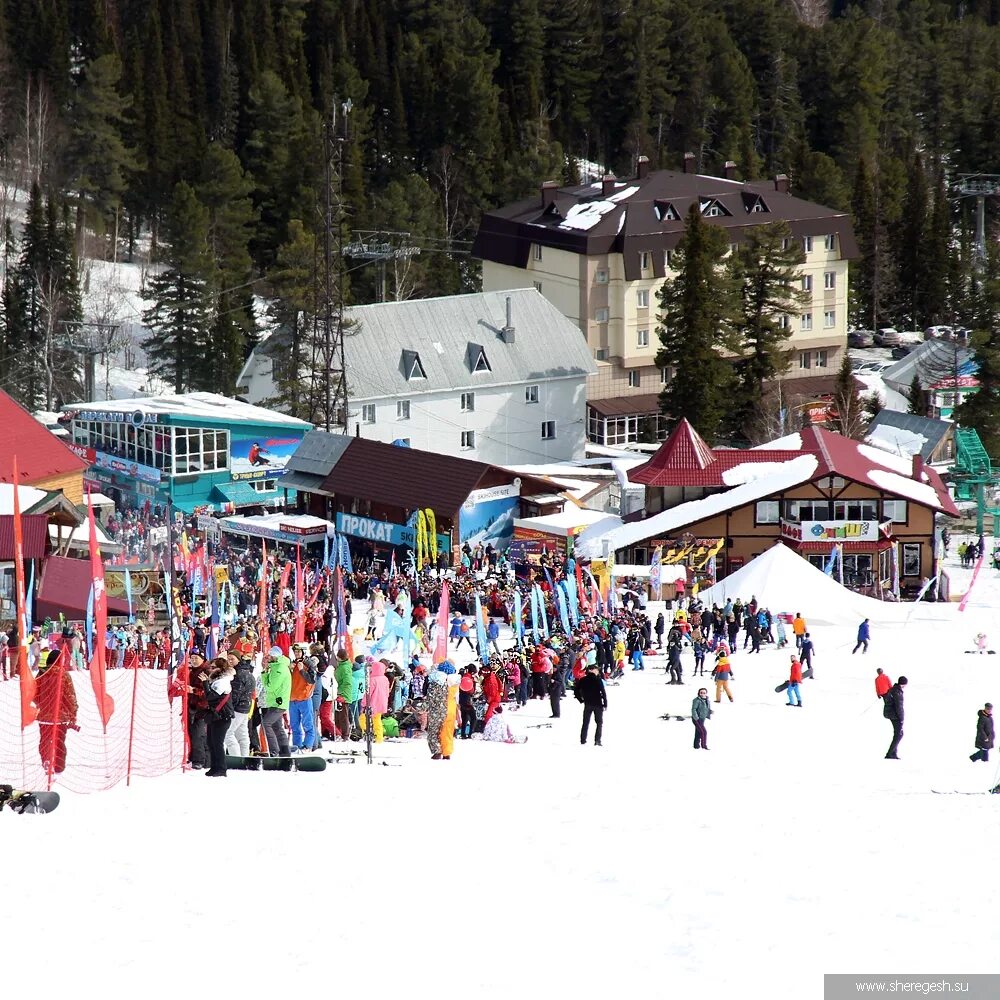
212,481,279,509
796,539,894,553
36,555,131,622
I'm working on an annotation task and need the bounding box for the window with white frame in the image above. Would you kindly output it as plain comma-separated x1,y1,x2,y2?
595,307,609,323
172,426,230,474
525,384,539,404
628,370,641,387
802,274,813,293
461,430,475,449
640,251,650,270
782,237,791,250
636,289,649,308
902,542,921,577
362,404,376,423
637,328,649,348
824,309,836,328
660,366,672,384
541,421,556,440
460,392,475,413
882,499,908,523
799,352,811,370
814,350,828,367
664,250,674,268
801,313,813,331
595,269,609,284
824,271,836,290
533,280,543,293
803,235,813,252
778,314,789,329
533,243,543,261
250,479,277,493
396,400,410,420
824,234,836,251
755,500,780,524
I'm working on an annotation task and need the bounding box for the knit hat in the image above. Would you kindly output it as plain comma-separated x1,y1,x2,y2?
268,645,282,658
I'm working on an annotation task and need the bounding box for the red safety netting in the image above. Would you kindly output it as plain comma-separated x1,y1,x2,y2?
0,665,186,793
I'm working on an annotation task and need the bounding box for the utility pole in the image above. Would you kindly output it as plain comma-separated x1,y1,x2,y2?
342,231,420,302
955,174,1000,263
59,320,123,402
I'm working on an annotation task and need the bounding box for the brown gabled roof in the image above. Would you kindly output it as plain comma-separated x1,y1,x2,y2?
587,394,661,417
314,436,552,515
474,168,858,280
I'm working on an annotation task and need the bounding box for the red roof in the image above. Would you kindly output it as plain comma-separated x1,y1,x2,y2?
0,514,50,559
0,391,89,486
629,423,958,515
36,555,131,622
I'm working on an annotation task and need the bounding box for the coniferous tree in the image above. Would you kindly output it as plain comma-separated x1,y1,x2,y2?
908,374,924,415
830,351,868,439
143,182,213,392
726,221,807,437
655,203,736,443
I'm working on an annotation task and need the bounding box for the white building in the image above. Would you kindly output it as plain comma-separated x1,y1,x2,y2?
237,289,597,466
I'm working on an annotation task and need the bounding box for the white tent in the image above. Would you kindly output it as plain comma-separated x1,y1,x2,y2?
696,542,926,627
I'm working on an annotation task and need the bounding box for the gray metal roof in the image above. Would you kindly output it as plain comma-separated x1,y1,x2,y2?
882,340,972,392
284,430,353,477
866,410,952,460
341,288,596,400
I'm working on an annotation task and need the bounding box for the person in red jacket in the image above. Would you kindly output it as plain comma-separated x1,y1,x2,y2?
481,664,502,723
36,649,79,774
875,668,892,700
530,646,552,700
786,655,803,707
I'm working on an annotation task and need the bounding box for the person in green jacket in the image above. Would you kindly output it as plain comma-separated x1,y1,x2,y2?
261,646,291,758
334,648,353,741
349,655,366,739
691,687,712,750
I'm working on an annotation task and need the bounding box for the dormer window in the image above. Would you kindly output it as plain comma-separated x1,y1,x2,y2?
743,193,769,214
402,349,426,380
654,200,679,222
467,341,492,374
700,199,730,218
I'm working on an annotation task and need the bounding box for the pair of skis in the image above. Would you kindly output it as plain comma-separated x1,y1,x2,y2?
0,784,60,814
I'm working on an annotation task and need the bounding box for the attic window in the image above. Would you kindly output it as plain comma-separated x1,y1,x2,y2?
473,348,491,373
654,200,679,222
402,350,426,380
700,199,729,218
745,195,769,213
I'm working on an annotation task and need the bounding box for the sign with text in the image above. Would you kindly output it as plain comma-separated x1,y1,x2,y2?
335,512,451,552
463,480,521,509
781,519,881,543
230,434,305,482
94,449,162,485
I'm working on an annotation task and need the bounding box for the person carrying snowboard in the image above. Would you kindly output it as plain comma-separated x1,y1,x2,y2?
691,687,712,750
883,675,907,759
786,655,803,707
970,702,994,763
852,618,870,655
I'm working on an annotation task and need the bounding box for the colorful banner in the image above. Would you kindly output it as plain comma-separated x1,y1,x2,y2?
959,553,984,613
87,496,115,729
434,580,450,663
459,493,519,550
649,545,663,596
230,434,305,482
11,459,38,728
555,583,571,635
513,589,524,644
474,593,490,665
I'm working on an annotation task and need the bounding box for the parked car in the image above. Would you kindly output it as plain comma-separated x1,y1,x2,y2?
954,327,971,343
925,325,953,340
891,344,916,359
854,360,894,376
898,330,924,344
848,329,875,348
874,327,901,347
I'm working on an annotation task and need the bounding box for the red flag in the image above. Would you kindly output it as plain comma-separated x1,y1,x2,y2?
433,579,450,664
87,495,115,729
575,561,592,615
258,540,270,653
293,546,305,643
277,562,291,611
11,458,37,728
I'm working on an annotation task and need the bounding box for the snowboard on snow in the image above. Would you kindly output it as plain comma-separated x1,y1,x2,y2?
964,649,997,654
225,754,327,772
0,785,60,814
932,786,1000,795
658,714,689,721
774,667,814,693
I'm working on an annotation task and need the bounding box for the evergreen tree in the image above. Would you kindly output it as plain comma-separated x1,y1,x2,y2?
143,182,213,392
957,243,1000,457
655,203,736,443
908,373,924,415
895,152,931,329
830,351,868,439
726,221,807,437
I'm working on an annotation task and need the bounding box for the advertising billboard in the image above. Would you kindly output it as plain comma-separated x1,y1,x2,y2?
230,434,305,482
459,483,520,551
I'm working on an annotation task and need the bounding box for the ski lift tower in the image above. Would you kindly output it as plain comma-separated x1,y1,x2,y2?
950,427,1000,536
955,174,1000,261
59,320,124,402
342,231,420,303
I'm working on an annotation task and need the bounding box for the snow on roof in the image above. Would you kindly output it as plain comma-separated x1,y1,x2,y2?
752,432,802,450
577,454,819,557
722,461,800,486
856,444,916,477
68,392,312,428
868,468,942,508
852,371,909,412
0,483,48,516
502,463,617,480
514,508,612,535
49,518,116,548
866,425,928,461
611,563,687,583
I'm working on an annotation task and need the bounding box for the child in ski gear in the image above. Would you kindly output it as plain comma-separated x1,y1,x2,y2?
852,619,870,654
883,676,907,759
712,651,734,703
875,668,892,700
975,632,989,654
970,703,994,763
361,658,390,743
786,656,803,707
483,706,524,744
691,688,712,749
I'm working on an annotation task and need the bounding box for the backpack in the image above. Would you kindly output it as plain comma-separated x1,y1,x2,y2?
301,662,318,685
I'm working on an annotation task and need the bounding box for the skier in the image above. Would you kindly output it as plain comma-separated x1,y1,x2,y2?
576,663,607,746
874,668,892,700
691,687,712,750
786,655,803,707
883,675,907,759
852,618,871,655
970,703,994,763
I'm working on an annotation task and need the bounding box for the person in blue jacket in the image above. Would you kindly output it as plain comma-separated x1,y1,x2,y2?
852,618,870,655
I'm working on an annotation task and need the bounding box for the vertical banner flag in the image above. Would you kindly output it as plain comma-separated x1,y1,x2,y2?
25,559,34,633
823,546,837,576
294,546,306,644
278,562,292,611
258,539,268,627
86,584,95,655
474,593,490,665
338,535,353,574
124,565,134,623
87,495,115,729
534,584,550,638
12,458,38,727
206,566,221,660
323,533,331,570
530,584,541,642
401,590,413,665
959,552,985,613
513,589,525,643
565,573,579,625
575,561,591,616
434,579,450,663
890,543,900,598
649,545,663,599
555,583,572,635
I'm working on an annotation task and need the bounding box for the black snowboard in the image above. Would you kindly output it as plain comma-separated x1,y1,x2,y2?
0,787,61,814
225,755,327,772
658,714,689,721
775,666,813,692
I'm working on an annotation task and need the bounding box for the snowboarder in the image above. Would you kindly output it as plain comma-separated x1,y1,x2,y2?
576,663,607,746
874,668,891,700
883,675,907,759
800,632,815,675
786,655,803,707
852,618,870,655
691,688,711,749
970,703,994,763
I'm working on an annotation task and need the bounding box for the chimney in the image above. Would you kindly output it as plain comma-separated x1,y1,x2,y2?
601,175,617,197
774,173,790,193
724,160,738,180
912,453,925,481
636,155,650,180
541,180,559,209
501,295,515,344
683,152,696,174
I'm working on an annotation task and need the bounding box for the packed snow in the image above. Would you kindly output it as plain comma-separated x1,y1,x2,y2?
866,424,929,459
868,468,942,508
